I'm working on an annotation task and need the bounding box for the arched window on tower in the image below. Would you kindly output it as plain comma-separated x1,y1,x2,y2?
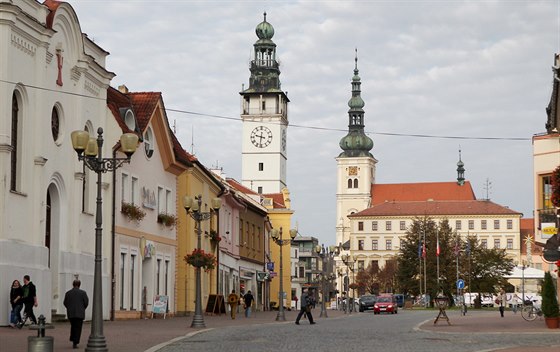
11,92,21,192
353,179,359,188
347,179,352,189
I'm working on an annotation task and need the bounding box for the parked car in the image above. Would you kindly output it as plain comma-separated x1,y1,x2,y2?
358,295,377,312
394,294,405,308
374,295,398,314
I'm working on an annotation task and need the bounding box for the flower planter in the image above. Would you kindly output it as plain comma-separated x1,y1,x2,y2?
545,317,559,329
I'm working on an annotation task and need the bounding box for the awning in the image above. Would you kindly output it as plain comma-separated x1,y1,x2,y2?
504,266,545,279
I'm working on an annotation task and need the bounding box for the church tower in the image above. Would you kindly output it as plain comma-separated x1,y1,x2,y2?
335,52,377,247
241,13,289,194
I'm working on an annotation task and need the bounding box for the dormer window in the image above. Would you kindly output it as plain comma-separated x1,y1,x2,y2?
122,108,136,131
144,127,154,158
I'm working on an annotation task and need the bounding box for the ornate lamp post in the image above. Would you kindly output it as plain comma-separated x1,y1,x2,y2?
341,254,356,315
71,128,138,352
183,195,221,328
315,244,337,317
270,227,297,321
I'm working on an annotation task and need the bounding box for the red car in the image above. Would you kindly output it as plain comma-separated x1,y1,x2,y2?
373,295,398,314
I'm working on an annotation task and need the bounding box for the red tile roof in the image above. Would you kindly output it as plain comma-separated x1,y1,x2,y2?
263,193,286,209
128,92,161,132
349,199,522,217
226,178,258,195
371,181,476,205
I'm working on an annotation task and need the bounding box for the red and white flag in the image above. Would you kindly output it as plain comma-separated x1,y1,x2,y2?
436,240,440,257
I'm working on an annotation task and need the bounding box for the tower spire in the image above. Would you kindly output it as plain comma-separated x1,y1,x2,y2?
457,148,465,185
339,50,373,158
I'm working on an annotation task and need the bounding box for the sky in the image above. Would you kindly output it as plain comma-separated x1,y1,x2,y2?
69,0,560,246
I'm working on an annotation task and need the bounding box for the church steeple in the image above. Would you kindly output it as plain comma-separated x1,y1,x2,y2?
244,12,282,93
457,149,465,185
339,50,374,158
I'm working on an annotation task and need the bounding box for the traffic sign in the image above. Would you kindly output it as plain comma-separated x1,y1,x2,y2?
456,279,465,289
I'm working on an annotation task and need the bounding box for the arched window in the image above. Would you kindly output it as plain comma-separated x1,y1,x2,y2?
51,106,60,142
10,92,20,191
347,179,352,188
144,127,154,158
353,179,359,188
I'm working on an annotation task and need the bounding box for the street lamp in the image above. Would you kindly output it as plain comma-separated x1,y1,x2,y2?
71,127,138,352
315,244,337,317
183,195,221,328
341,254,356,315
270,227,297,321
519,260,527,304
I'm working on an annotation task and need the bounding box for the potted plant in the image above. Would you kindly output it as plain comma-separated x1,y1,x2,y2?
208,230,221,243
551,166,560,207
121,202,146,222
184,248,216,271
157,213,176,227
541,271,559,329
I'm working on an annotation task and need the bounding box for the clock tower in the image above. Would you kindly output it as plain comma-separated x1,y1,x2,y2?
241,13,289,194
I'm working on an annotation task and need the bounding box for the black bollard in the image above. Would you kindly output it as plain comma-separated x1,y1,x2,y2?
28,314,54,352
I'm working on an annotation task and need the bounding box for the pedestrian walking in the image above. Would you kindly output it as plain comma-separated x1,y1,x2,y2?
64,279,89,349
243,290,254,318
511,293,520,314
227,290,239,319
22,275,38,324
497,288,506,318
295,288,315,325
9,279,24,328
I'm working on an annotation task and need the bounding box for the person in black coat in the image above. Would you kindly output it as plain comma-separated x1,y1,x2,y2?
9,280,24,327
64,279,89,349
22,275,37,324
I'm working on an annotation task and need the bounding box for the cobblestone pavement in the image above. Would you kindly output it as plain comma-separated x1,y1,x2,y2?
1,308,558,352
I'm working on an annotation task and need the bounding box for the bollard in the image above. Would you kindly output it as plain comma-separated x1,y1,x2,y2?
27,315,54,352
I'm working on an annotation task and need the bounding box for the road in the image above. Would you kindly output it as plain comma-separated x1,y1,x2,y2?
155,310,559,352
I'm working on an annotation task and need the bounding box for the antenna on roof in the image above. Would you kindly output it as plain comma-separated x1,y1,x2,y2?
191,125,195,155
483,178,492,200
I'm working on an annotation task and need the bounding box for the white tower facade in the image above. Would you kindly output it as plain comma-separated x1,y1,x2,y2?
241,14,289,194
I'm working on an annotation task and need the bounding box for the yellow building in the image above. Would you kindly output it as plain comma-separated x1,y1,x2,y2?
175,150,224,315
263,188,294,307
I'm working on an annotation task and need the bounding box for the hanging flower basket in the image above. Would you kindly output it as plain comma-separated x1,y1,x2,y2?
121,202,146,222
550,166,560,207
209,230,221,243
184,248,216,271
157,213,177,227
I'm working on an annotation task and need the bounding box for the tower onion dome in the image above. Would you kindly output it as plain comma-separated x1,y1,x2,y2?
339,51,374,158
256,12,274,40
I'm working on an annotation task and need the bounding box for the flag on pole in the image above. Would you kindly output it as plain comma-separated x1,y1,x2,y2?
466,241,471,256
422,241,426,258
454,240,460,256
418,241,422,258
436,239,440,257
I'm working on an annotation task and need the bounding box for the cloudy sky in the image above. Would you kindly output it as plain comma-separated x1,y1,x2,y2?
70,0,559,245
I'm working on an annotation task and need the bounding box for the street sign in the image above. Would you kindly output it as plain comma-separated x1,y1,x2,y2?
456,279,465,289
269,271,277,278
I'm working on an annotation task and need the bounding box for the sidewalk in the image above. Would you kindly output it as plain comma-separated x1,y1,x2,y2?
0,308,347,352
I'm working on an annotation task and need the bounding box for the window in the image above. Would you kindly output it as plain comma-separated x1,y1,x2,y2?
507,239,513,249
481,220,487,230
299,267,305,278
468,220,474,230
131,177,139,205
164,260,170,296
494,220,500,230
358,260,364,270
481,239,487,249
400,221,406,231
455,220,462,230
166,189,171,213
348,179,352,188
144,127,154,158
130,254,136,309
541,175,553,209
494,239,500,249
386,239,392,250
51,106,60,143
257,186,263,194
121,173,129,203
10,92,22,192
353,179,358,188
261,100,266,112
258,162,264,171
507,220,513,230
372,221,378,231
358,240,364,250
157,186,163,214
371,260,379,272
239,219,243,246
358,221,364,231
372,240,378,250
386,221,392,231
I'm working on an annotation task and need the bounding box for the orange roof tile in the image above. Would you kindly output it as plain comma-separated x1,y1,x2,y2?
226,179,258,195
350,200,521,217
263,193,286,209
128,92,161,132
371,181,476,205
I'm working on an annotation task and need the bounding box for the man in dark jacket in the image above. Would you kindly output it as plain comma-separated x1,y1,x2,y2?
295,288,315,325
64,280,89,349
22,275,38,324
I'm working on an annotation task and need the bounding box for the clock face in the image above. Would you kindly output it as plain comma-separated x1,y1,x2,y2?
281,129,286,152
250,126,273,148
